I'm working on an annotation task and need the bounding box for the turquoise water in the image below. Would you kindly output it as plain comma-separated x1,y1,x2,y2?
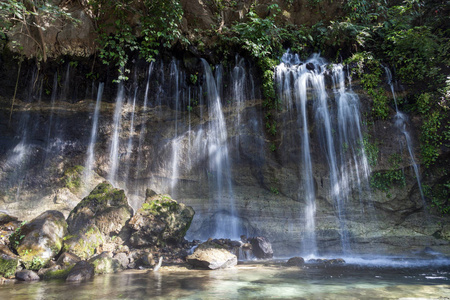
1,260,449,299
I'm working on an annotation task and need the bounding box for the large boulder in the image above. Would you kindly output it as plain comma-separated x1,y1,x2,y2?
64,182,133,259
0,245,19,278
186,241,237,269
128,189,194,247
9,211,67,270
248,236,273,259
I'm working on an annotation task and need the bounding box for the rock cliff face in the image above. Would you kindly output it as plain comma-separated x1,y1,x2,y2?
0,53,448,257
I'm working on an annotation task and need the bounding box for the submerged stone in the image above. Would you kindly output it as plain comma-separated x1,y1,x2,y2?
10,210,67,270
128,190,194,247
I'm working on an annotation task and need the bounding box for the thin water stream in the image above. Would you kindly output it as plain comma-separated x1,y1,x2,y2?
384,67,425,203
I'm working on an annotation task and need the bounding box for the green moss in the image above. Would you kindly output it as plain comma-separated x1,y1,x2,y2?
63,165,85,192
63,226,104,260
71,182,127,217
9,221,27,252
42,266,74,280
140,194,179,215
0,257,18,278
17,245,49,270
91,256,120,274
370,154,406,196
346,52,389,120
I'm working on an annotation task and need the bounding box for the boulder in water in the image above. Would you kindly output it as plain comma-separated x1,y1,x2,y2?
9,210,67,270
186,242,237,269
88,252,123,274
286,256,305,267
66,261,94,282
15,269,40,281
128,190,194,247
248,236,273,259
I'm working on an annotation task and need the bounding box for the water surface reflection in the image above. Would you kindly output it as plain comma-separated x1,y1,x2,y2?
1,261,449,299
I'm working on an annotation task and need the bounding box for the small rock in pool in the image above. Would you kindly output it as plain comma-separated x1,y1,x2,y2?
66,261,94,282
286,257,305,267
15,270,40,281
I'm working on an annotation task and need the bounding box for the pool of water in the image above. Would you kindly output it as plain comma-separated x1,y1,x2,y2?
1,259,449,299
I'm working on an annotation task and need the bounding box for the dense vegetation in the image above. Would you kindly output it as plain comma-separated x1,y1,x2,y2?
1,0,449,213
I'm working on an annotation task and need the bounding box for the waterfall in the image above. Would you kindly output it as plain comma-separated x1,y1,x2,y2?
384,67,425,203
276,52,370,255
231,55,246,153
201,59,239,239
170,60,181,197
61,64,71,101
84,82,104,181
44,72,59,164
108,81,125,186
333,65,370,206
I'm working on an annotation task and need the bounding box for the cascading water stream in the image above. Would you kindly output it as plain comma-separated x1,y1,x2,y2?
276,52,318,256
170,60,181,197
42,72,60,168
332,65,370,207
60,64,71,101
231,55,246,155
384,67,425,203
201,59,239,239
108,81,125,186
276,52,370,255
84,82,104,181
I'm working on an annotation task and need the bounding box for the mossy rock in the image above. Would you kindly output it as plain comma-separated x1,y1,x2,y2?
63,225,104,260
10,211,67,271
40,265,74,280
67,181,132,237
88,253,122,275
128,190,194,247
64,182,132,259
0,245,19,278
